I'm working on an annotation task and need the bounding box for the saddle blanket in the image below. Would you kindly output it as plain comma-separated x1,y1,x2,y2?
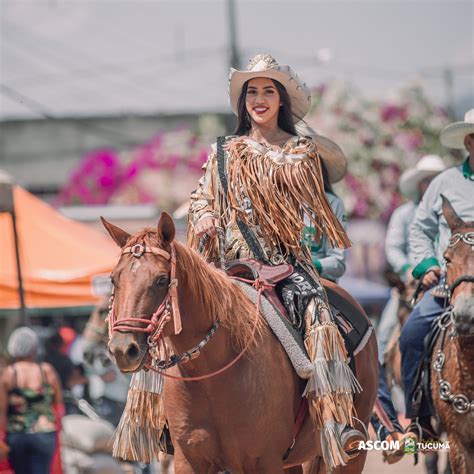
233,280,373,379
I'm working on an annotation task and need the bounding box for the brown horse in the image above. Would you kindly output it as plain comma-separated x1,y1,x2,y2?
431,197,474,474
384,274,421,389
103,212,378,473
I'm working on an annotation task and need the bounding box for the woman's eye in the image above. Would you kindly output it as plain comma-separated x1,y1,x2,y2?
110,276,118,287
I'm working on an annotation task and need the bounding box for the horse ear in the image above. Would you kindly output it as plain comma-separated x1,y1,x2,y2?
441,195,464,230
100,217,131,248
157,212,176,245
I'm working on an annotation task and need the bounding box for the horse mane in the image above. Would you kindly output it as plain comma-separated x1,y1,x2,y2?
126,228,265,351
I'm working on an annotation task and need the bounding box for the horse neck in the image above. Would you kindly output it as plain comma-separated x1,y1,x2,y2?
455,335,474,362
165,247,238,367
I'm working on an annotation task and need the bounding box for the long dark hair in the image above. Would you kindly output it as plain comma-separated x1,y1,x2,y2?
233,79,297,136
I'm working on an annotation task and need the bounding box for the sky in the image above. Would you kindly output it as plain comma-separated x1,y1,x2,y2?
0,0,473,120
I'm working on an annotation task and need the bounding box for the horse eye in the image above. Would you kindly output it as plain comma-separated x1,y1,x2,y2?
155,276,169,287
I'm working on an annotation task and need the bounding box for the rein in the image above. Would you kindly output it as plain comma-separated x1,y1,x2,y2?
449,275,474,295
149,277,268,382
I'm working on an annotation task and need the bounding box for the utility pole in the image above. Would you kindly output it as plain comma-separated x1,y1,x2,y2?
443,67,455,119
0,172,26,326
227,0,240,69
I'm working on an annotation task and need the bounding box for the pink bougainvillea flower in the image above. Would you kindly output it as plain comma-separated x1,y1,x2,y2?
380,104,408,122
394,130,423,152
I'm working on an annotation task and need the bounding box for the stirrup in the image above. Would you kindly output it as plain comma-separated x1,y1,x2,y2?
406,419,439,443
340,427,366,460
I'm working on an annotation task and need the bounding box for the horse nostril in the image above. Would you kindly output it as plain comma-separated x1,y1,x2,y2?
125,342,141,361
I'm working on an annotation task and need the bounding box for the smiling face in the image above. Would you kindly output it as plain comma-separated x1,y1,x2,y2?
245,77,281,128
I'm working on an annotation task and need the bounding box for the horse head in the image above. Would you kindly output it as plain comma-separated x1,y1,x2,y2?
101,212,177,372
441,195,474,336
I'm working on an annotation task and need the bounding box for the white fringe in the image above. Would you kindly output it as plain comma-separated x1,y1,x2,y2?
130,369,164,394
320,419,348,470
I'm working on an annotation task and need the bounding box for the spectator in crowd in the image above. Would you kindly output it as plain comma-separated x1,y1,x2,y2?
44,330,88,414
0,327,63,474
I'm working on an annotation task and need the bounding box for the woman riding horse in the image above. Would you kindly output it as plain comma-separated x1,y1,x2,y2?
187,53,364,468
104,53,378,474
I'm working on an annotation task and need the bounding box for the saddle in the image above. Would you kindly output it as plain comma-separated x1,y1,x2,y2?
226,259,372,372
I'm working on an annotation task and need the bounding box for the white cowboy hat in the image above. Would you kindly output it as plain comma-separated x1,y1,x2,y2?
295,122,347,183
228,54,311,123
440,108,474,149
399,154,446,200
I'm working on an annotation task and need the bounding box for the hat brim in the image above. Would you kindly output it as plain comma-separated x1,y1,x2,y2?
311,134,347,184
228,67,311,123
440,122,474,149
399,169,440,200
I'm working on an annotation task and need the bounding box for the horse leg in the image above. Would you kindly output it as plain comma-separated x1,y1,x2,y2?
284,466,303,474
302,456,322,474
173,447,199,474
447,439,467,474
159,454,173,474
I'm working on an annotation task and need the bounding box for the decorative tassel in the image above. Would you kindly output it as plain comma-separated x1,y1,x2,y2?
303,304,362,469
112,369,166,463
303,323,362,399
320,419,349,469
226,137,350,258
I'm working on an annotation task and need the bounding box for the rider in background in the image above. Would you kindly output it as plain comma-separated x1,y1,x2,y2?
377,155,445,361
400,109,474,439
370,155,445,464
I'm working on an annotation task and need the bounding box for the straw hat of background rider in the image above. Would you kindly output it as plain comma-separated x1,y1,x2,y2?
440,108,474,149
7,326,40,359
399,154,445,202
228,53,347,184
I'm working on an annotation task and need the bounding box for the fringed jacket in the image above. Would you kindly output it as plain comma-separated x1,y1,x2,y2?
187,135,350,266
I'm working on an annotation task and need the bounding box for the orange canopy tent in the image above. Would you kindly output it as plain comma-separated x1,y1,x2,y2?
0,186,119,310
